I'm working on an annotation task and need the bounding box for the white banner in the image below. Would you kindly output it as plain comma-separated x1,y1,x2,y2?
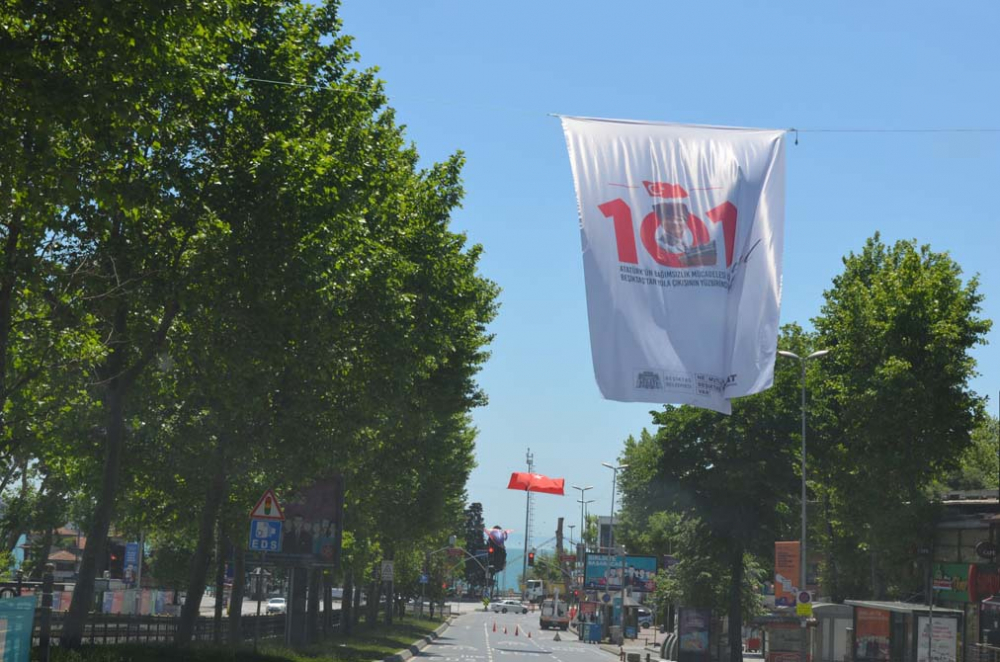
561,116,787,413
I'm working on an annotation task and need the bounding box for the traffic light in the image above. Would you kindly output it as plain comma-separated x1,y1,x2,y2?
528,551,535,567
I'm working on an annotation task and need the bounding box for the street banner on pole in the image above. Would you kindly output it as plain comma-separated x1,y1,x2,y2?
560,116,787,413
774,541,800,607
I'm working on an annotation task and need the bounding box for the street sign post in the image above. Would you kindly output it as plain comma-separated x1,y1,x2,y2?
248,519,283,553
249,489,285,520
248,488,286,648
796,590,812,617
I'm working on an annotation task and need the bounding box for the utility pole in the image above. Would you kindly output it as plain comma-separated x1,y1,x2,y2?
522,448,534,593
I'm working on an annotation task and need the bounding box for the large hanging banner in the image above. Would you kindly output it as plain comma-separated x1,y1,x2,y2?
561,116,787,413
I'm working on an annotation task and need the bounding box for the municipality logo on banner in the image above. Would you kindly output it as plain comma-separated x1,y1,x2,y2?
560,116,787,413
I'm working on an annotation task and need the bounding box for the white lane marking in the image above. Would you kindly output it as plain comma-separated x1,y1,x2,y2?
483,621,495,662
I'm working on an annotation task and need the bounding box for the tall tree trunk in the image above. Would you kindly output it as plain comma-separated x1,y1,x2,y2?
366,580,379,626
870,547,881,599
728,543,744,662
2,461,30,554
322,570,333,636
342,570,354,635
60,374,127,647
60,262,177,649
228,539,245,645
307,568,321,643
384,549,394,626
213,524,227,643
352,576,361,627
176,446,227,644
28,527,55,580
823,494,843,602
0,224,21,445
289,567,308,647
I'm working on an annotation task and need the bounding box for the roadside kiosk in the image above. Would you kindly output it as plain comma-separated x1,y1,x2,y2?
811,603,852,662
752,611,811,661
846,600,962,662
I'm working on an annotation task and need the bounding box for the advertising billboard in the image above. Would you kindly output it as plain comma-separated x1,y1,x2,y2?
931,563,970,603
855,607,891,662
916,616,958,662
261,476,344,567
774,541,800,607
678,608,711,662
584,553,657,592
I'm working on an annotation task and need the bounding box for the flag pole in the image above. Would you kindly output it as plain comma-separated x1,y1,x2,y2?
523,485,530,599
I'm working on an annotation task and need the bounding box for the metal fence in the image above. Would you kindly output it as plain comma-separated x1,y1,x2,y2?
32,612,299,646
21,599,451,648
972,644,1000,662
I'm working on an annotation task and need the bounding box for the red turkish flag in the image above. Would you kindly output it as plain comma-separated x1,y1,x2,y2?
507,472,565,496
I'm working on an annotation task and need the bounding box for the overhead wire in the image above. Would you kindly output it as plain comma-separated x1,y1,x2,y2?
225,69,1000,137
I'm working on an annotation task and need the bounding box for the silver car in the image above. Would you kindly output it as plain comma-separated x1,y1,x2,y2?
491,599,528,614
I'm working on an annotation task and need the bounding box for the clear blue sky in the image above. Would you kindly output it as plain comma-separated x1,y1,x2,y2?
339,0,1000,561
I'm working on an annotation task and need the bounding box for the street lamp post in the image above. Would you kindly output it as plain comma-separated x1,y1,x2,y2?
601,463,628,552
572,485,594,550
577,499,595,550
777,349,830,601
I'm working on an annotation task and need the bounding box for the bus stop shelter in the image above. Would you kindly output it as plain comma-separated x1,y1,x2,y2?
845,600,963,662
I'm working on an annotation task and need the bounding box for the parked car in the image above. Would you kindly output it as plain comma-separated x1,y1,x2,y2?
266,597,287,614
637,607,653,628
491,599,528,614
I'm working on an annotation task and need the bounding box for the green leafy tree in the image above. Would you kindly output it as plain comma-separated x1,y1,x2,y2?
2,0,496,648
811,234,992,600
463,503,488,590
620,325,805,662
527,552,566,585
940,415,999,491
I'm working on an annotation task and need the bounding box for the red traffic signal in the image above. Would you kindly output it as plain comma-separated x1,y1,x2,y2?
528,552,535,566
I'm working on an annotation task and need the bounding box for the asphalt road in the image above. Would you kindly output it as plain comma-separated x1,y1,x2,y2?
419,608,615,662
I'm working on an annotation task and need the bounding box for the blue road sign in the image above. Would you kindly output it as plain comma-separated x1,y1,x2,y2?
124,542,140,583
248,518,283,552
419,573,429,584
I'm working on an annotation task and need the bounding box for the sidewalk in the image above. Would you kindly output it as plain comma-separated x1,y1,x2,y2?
574,624,662,660
595,629,765,661
598,641,657,661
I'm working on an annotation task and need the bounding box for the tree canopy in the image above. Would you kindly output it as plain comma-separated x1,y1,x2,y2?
0,0,498,647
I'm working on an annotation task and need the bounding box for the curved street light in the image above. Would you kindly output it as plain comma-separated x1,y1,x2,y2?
601,463,628,552
777,349,830,600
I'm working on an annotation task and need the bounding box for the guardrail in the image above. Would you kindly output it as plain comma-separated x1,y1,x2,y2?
29,611,341,646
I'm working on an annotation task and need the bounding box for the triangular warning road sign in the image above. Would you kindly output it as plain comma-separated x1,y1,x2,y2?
250,489,285,520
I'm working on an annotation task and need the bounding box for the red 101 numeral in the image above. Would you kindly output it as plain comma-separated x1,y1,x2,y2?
598,198,738,268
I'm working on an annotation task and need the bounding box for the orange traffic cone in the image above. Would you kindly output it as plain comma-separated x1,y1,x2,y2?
515,625,519,636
